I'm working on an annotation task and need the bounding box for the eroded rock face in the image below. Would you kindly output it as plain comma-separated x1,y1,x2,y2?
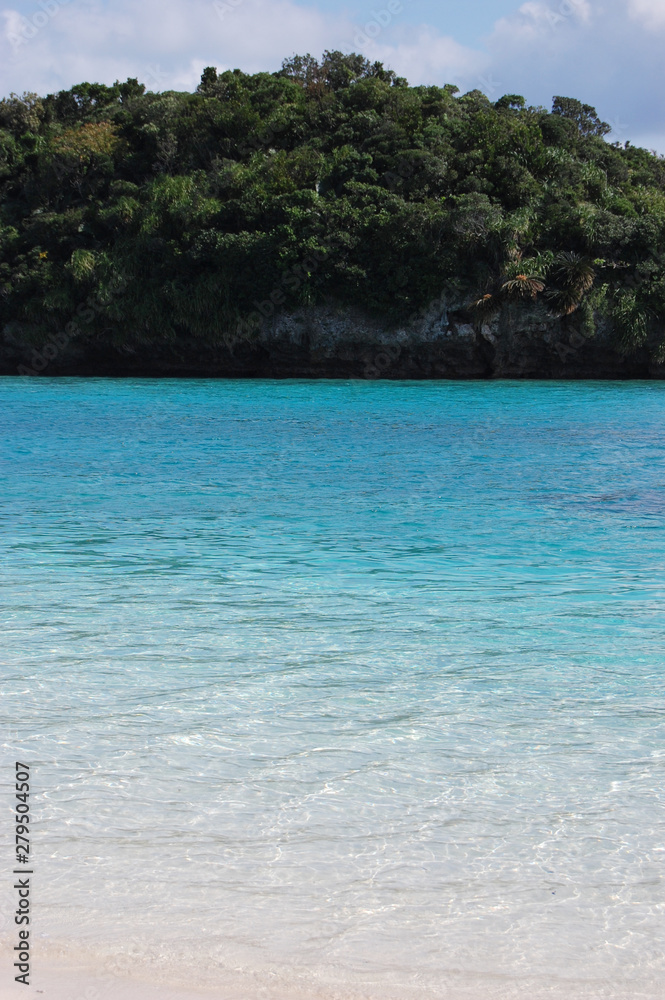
1,296,663,378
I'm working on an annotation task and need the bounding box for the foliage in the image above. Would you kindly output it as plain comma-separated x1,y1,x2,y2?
546,251,596,316
501,274,546,301
1,52,665,360
611,289,649,354
551,97,611,138
50,121,121,160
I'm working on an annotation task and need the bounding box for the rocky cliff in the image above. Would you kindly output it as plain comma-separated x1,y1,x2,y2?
2,294,663,379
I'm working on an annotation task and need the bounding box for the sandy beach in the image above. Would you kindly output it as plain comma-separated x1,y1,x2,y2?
1,967,210,1000
3,960,665,1000
0,966,223,1000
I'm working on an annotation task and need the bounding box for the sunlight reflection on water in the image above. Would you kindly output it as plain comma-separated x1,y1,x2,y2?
1,378,665,998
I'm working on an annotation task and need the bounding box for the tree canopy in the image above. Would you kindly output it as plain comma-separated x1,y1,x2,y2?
1,51,664,363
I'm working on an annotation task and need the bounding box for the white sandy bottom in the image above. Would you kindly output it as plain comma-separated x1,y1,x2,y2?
2,958,664,1000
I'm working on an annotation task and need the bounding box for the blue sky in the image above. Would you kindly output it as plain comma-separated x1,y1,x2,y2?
2,0,665,151
308,0,520,45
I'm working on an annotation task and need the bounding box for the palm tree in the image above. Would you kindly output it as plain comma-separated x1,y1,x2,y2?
471,261,546,317
470,292,501,319
501,274,545,301
546,251,595,316
612,290,648,355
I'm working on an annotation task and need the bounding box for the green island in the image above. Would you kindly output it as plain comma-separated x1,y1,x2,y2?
2,51,665,378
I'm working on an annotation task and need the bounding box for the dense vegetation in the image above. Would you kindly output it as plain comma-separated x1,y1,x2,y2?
2,50,665,365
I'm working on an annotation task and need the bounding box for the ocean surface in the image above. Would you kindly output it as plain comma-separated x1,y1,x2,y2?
1,378,665,999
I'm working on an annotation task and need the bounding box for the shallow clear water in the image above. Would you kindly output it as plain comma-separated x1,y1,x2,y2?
1,378,665,998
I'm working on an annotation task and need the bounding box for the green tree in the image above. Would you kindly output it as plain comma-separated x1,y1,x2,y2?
552,96,611,138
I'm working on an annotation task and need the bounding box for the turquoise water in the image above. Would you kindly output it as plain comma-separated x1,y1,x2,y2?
1,378,665,999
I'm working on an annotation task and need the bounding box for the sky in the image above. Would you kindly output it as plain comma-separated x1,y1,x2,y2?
1,0,665,151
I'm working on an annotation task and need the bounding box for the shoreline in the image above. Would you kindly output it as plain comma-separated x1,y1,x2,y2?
0,967,217,1000
2,371,665,380
4,956,664,1000
3,301,664,382
2,368,665,381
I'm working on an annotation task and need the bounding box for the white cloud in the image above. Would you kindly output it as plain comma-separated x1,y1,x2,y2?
627,0,665,28
0,0,349,95
350,26,486,93
498,0,592,35
0,0,664,151
478,0,665,148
